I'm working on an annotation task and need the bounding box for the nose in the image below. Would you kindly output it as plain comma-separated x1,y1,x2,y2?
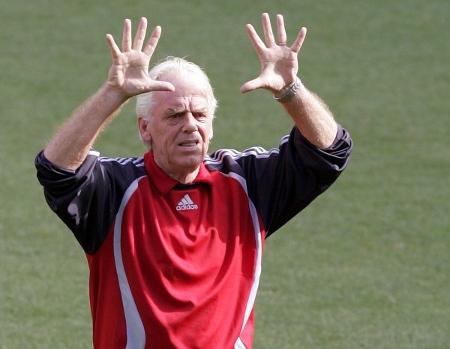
182,113,198,133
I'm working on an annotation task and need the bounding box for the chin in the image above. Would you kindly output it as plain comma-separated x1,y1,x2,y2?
176,154,204,168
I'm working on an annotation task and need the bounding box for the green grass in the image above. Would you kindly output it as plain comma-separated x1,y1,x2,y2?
1,0,449,348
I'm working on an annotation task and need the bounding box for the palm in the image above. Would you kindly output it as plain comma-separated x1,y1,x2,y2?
108,51,153,96
106,18,174,98
256,48,299,92
240,13,307,94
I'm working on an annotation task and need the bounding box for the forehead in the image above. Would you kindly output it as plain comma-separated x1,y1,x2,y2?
165,96,208,112
153,76,209,112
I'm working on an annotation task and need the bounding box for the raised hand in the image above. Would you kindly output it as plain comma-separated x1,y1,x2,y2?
106,17,174,98
240,13,307,95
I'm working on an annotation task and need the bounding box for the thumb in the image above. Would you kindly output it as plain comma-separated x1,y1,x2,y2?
240,77,264,94
147,80,175,92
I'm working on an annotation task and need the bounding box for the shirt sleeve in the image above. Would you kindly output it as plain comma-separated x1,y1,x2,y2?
35,151,135,254
238,124,353,237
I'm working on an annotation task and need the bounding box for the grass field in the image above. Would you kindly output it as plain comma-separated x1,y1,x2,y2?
1,0,449,348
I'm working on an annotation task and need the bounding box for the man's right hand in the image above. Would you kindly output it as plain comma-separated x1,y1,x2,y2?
105,17,174,99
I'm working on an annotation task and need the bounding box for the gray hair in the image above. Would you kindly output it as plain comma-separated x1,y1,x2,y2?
136,57,218,120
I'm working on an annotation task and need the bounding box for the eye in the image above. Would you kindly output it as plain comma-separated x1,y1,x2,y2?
169,112,183,119
193,112,207,120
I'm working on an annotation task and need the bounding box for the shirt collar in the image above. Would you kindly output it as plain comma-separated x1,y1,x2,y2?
144,150,213,196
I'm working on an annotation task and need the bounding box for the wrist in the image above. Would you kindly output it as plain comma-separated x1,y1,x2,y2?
102,82,130,104
273,77,302,103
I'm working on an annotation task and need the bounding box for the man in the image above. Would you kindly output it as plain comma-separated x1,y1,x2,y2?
36,13,352,349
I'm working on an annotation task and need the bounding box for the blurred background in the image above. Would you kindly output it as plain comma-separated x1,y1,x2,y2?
1,0,449,348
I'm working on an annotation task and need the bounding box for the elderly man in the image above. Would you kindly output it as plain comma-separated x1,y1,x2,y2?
36,13,352,349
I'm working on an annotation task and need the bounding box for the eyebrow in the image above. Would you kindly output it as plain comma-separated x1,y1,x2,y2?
164,105,209,116
165,107,184,114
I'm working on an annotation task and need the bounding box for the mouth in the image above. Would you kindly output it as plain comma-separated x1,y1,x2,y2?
178,140,200,148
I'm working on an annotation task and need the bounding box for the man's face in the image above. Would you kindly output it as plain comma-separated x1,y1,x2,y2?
139,75,214,182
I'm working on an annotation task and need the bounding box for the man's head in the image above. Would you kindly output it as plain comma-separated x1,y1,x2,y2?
136,57,218,183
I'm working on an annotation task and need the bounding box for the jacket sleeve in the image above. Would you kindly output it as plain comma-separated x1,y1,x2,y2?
239,125,353,237
35,151,132,254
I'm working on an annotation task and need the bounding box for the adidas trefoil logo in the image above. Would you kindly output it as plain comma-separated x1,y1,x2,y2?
176,194,198,211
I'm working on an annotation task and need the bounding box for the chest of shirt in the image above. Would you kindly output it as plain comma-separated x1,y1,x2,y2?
117,174,261,279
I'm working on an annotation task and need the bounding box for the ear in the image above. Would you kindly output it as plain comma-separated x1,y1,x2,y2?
209,124,214,141
138,116,152,144
208,117,214,141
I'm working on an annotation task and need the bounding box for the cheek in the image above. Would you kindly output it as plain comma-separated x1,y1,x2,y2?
202,121,214,141
154,129,178,150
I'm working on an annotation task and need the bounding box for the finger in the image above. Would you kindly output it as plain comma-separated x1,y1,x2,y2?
143,25,162,57
147,80,175,92
106,34,121,59
133,17,147,51
245,24,266,56
261,13,275,47
291,27,307,53
240,77,264,93
276,14,287,46
122,18,132,51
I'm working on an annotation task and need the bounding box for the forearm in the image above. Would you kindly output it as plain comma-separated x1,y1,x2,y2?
277,82,338,149
44,83,129,170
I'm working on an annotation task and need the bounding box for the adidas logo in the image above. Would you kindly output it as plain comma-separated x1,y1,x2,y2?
176,194,198,211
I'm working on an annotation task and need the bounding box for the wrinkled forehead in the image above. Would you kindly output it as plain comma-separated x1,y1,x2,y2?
154,74,210,108
163,95,209,113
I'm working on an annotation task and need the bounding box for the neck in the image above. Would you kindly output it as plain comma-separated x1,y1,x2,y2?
154,158,201,184
168,167,200,184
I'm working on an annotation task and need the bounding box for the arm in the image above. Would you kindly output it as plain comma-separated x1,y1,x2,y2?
240,13,337,149
44,18,174,170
